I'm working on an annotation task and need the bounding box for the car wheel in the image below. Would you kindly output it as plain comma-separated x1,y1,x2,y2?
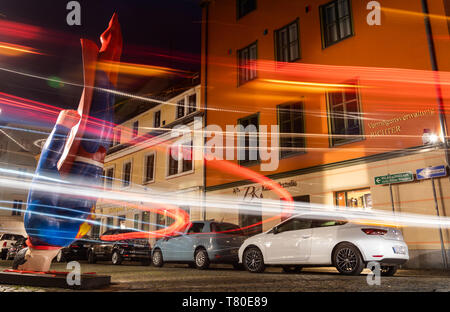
87,250,96,264
243,247,265,273
56,250,65,263
380,265,398,276
333,243,364,276
0,250,7,260
111,250,123,265
194,249,210,270
282,266,303,273
152,249,164,267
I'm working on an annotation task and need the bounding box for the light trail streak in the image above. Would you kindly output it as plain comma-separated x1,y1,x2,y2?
0,42,43,56
1,173,449,232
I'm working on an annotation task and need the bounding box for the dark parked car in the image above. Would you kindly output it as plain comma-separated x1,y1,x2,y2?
54,236,93,263
152,221,247,270
6,237,27,260
87,229,151,265
0,233,25,260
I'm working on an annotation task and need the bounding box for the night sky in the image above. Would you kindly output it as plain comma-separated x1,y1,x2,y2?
0,0,202,127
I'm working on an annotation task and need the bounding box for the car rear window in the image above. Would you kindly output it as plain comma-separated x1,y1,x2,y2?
187,223,205,234
312,219,347,227
1,234,13,240
211,223,244,235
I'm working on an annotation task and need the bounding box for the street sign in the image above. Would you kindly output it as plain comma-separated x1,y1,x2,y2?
374,172,414,185
416,165,447,180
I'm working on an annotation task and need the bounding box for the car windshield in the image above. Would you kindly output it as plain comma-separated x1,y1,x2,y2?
211,223,244,235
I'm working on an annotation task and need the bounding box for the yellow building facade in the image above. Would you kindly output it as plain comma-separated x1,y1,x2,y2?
94,85,204,244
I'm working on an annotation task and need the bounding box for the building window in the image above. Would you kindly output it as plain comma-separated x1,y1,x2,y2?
167,141,193,177
91,219,101,238
275,20,300,62
176,93,197,119
336,188,372,209
12,200,23,216
238,42,257,86
328,82,362,146
154,111,161,128
114,129,121,146
122,161,132,187
177,99,185,119
133,214,140,229
239,203,262,236
237,113,259,166
141,211,150,231
188,94,197,114
118,215,126,228
320,0,353,48
278,103,305,158
237,0,256,19
104,167,114,189
144,153,155,183
106,217,114,229
132,121,139,138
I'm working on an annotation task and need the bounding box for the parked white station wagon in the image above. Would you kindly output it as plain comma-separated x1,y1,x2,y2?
238,214,409,276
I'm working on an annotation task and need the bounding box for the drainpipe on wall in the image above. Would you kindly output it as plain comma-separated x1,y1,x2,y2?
421,0,449,269
421,0,450,165
201,0,210,221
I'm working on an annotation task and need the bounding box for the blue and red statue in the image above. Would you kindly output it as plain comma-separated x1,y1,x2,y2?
13,14,123,272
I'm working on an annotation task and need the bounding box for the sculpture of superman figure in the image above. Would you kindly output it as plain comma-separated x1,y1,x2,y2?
12,14,123,272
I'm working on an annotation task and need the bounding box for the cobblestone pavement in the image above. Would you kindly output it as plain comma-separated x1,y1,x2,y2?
0,260,448,292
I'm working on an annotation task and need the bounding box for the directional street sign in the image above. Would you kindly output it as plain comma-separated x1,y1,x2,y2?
374,172,414,185
416,165,447,180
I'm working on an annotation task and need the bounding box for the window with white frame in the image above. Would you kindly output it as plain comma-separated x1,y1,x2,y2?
122,160,132,187
144,153,155,183
167,141,193,177
176,92,197,119
104,167,114,189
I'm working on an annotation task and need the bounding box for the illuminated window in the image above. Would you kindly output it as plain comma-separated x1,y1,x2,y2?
278,103,305,158
122,161,132,187
238,42,257,86
320,0,353,48
335,188,372,209
275,20,300,62
237,0,256,19
328,81,362,146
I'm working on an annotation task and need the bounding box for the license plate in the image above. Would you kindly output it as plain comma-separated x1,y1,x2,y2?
393,246,406,255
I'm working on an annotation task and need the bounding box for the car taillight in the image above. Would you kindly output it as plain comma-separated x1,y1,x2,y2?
3,242,6,247
362,228,387,235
